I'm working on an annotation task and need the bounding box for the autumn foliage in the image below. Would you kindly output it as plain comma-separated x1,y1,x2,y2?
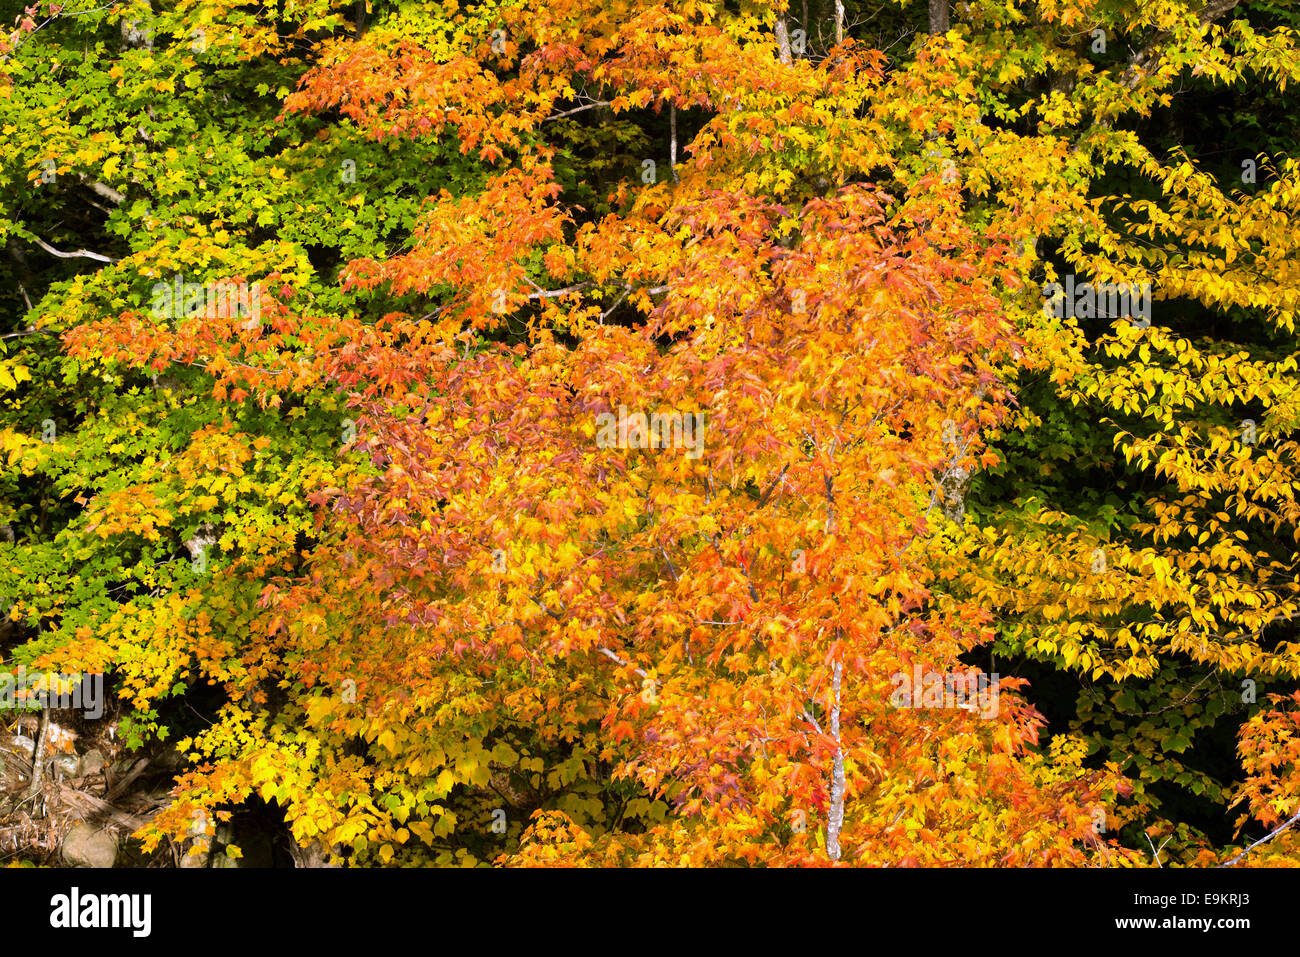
2,0,1300,867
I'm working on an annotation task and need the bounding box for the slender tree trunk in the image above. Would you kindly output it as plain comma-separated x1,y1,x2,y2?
775,16,793,64
928,0,950,34
670,104,679,183
290,839,342,867
835,0,844,45
24,706,50,802
826,660,845,862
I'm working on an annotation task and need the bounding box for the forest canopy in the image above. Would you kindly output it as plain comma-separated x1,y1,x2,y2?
1,0,1300,868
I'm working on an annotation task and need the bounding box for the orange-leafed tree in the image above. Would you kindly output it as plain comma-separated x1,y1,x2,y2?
5,0,1162,866
255,180,1131,865
129,0,1135,865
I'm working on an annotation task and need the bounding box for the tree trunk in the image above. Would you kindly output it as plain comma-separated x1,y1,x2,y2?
826,661,845,862
775,16,793,64
24,706,50,802
928,0,950,34
670,104,679,183
289,839,342,867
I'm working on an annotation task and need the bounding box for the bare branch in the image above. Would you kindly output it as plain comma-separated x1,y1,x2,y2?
597,645,648,679
1,327,55,340
31,236,116,264
525,281,593,300
1221,808,1300,867
77,174,125,205
543,100,612,122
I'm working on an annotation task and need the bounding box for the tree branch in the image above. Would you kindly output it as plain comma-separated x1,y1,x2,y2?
77,173,125,205
597,645,648,678
1122,0,1241,90
31,236,116,264
1,327,56,340
543,101,612,122
1221,807,1300,867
